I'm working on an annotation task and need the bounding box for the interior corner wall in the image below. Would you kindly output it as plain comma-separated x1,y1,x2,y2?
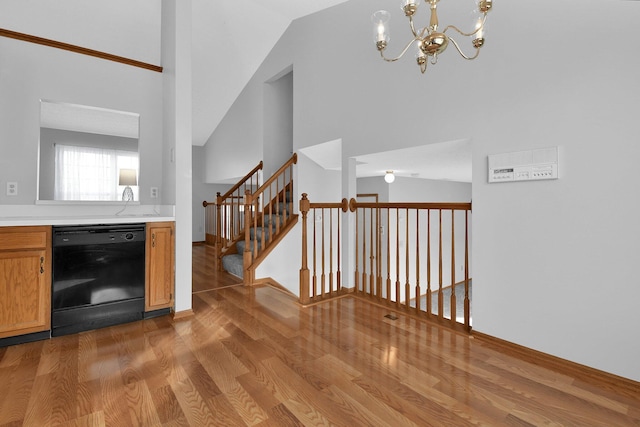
203,73,267,184
297,152,342,204
192,146,232,242
209,0,640,381
263,70,294,178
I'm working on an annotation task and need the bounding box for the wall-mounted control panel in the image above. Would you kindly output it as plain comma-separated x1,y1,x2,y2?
488,147,558,183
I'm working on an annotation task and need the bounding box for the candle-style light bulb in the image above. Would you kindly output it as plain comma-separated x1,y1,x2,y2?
371,10,391,46
401,0,419,16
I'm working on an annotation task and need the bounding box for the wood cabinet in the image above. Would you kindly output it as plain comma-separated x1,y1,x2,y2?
145,222,175,311
0,226,51,339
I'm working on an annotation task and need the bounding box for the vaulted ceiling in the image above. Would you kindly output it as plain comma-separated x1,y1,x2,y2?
0,0,349,146
0,0,471,182
191,0,350,146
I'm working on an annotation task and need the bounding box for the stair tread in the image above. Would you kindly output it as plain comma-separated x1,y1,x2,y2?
220,188,294,280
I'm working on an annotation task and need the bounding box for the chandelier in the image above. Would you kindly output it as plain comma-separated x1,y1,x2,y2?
372,0,492,73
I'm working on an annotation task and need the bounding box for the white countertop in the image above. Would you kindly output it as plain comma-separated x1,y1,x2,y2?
0,204,175,227
0,215,174,227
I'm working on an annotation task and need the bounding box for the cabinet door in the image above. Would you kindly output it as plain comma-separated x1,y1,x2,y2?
145,222,175,311
0,249,51,338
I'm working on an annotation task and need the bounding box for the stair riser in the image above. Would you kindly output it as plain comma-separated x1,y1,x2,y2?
221,254,244,278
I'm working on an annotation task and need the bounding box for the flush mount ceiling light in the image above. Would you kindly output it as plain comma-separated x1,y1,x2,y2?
372,0,492,74
384,170,396,183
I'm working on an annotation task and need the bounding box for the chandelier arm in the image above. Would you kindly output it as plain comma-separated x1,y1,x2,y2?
409,16,419,38
447,37,481,60
442,15,486,37
379,38,419,62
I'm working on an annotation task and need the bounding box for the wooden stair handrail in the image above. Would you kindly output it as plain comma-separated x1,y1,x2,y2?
203,195,243,207
218,161,263,203
201,161,264,272
241,153,298,285
250,153,297,201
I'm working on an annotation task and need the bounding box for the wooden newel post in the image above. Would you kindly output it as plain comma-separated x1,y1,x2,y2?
299,193,311,305
243,189,253,285
215,192,222,271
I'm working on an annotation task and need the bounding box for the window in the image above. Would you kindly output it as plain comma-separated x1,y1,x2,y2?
54,144,139,201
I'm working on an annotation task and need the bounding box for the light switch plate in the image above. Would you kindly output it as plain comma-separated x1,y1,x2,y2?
6,182,17,196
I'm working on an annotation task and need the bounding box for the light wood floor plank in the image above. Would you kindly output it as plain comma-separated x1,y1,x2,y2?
50,336,79,425
7,350,41,423
149,384,188,425
220,385,269,426
57,411,106,427
22,372,54,426
168,368,219,427
0,245,639,426
321,384,404,427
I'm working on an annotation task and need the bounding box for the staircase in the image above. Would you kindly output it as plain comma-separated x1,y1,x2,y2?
222,189,292,278
205,154,298,284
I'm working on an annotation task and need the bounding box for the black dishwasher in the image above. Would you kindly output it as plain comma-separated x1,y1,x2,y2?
52,223,146,336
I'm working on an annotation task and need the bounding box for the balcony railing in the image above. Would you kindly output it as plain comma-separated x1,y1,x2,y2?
300,195,472,331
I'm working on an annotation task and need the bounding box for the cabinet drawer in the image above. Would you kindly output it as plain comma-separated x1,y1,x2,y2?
0,226,49,251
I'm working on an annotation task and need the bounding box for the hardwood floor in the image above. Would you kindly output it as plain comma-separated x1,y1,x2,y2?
192,244,243,293
1,246,639,426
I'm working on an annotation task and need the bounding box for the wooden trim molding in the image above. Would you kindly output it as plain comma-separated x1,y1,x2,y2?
0,28,163,73
472,331,640,396
253,278,298,299
172,309,195,321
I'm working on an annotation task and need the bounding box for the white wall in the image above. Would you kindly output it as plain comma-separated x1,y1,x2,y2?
388,178,471,204
192,146,231,241
208,0,640,381
0,0,161,66
471,1,640,381
162,0,192,314
264,70,294,178
203,76,265,183
0,34,163,207
356,176,389,202
254,226,301,296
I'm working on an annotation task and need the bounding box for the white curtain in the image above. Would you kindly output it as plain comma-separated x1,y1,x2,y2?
54,144,138,201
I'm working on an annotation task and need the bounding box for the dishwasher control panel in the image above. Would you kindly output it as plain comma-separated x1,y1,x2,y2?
53,224,146,246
